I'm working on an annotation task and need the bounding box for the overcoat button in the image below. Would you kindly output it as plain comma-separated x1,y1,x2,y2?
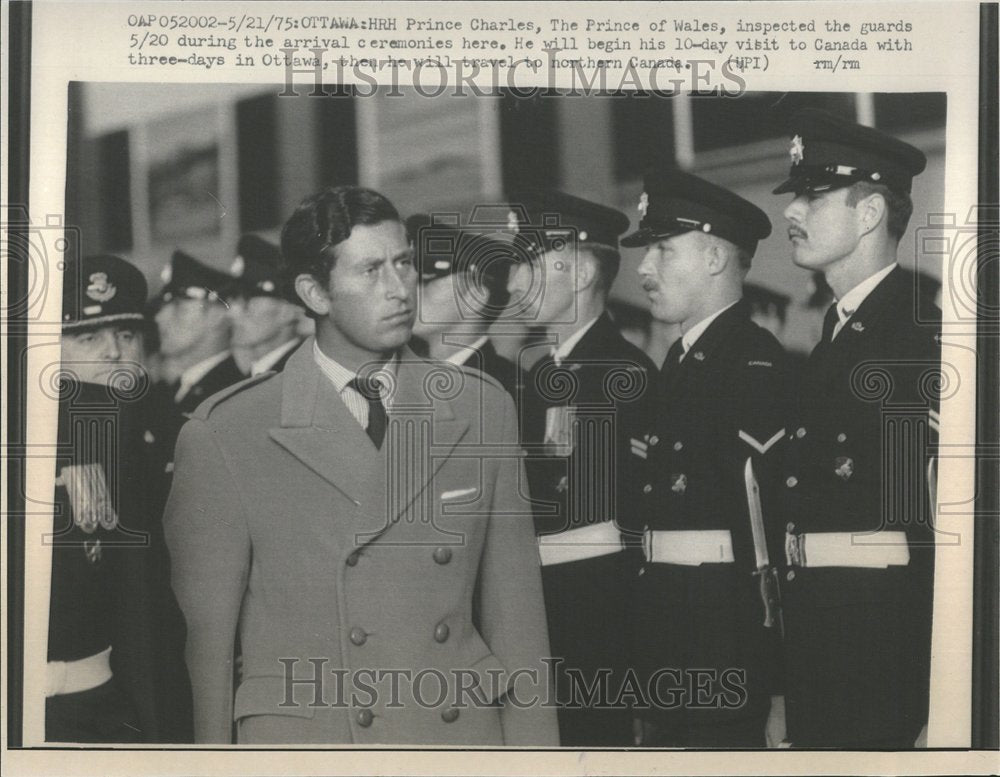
356,709,374,727
673,441,683,451
433,547,453,565
434,622,450,643
796,427,807,438
786,476,798,488
349,627,367,646
441,708,460,723
837,433,847,443
346,551,360,567
648,436,660,446
642,484,653,494
786,570,796,582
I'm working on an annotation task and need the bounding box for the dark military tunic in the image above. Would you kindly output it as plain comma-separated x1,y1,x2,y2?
779,266,939,747
626,300,791,747
47,378,192,742
148,353,248,492
518,312,656,747
464,339,518,399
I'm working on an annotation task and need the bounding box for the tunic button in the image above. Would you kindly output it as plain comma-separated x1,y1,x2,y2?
648,435,660,446
356,709,374,727
642,484,653,494
349,627,367,646
786,570,796,582
434,622,450,643
433,546,453,565
673,441,683,451
796,427,807,438
786,476,798,488
837,433,847,443
441,707,460,723
346,551,360,567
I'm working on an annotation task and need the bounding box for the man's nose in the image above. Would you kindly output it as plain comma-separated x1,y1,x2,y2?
784,196,807,224
100,330,121,360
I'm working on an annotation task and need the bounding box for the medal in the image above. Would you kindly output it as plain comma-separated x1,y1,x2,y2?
60,463,118,534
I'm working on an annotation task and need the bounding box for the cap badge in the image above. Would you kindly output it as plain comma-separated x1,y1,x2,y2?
231,255,245,276
693,351,705,361
261,280,275,293
638,192,649,218
507,210,520,233
834,456,854,481
790,135,805,166
85,272,116,303
670,473,688,494
851,321,865,333
160,263,172,284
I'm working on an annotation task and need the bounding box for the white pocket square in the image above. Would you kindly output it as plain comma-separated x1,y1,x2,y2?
441,487,477,501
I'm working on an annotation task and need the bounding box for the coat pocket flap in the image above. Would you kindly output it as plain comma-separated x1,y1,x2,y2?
233,675,318,721
467,652,510,705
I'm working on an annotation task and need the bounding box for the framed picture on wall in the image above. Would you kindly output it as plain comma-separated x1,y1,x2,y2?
146,108,223,243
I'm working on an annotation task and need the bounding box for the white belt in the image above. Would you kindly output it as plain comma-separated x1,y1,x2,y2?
643,530,735,565
46,646,113,697
537,521,624,566
786,531,910,568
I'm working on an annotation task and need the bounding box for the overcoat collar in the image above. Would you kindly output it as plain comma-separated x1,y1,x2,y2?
268,338,468,547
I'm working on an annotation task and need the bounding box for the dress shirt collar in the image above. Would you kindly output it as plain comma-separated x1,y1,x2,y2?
836,262,898,323
250,338,299,376
312,340,398,397
175,350,231,402
445,336,490,366
680,300,739,357
551,316,600,365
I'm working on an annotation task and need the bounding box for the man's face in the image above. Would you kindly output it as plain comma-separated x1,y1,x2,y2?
61,324,145,385
319,220,417,360
505,244,577,326
413,272,484,338
636,231,710,325
783,187,863,271
229,295,297,349
154,298,228,357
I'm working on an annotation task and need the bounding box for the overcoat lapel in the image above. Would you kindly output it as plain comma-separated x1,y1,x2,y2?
268,342,470,547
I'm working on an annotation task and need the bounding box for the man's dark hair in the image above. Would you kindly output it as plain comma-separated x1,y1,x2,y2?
580,242,621,298
846,181,914,242
281,185,402,289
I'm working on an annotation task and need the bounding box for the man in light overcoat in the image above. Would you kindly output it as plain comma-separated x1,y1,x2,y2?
164,185,558,745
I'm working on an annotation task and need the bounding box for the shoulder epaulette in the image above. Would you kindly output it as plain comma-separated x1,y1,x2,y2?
190,372,275,420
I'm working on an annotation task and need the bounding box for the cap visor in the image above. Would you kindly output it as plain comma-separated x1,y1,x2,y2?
62,312,145,331
620,227,686,248
772,177,798,195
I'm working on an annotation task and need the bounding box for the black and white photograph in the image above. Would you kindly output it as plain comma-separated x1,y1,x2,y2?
3,1,997,775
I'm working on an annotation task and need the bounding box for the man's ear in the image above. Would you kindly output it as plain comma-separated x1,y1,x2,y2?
295,274,332,317
574,252,597,292
704,236,731,277
856,191,887,237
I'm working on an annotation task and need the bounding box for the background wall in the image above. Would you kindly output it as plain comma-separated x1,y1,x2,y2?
65,84,946,356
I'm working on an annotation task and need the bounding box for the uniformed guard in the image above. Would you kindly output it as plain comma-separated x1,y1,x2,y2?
624,170,790,747
228,234,304,376
154,249,246,410
506,190,656,747
773,109,939,748
406,213,518,396
50,254,191,742
148,249,246,491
